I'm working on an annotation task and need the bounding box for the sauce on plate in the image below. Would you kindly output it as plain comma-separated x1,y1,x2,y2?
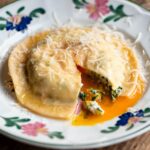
72,73,144,126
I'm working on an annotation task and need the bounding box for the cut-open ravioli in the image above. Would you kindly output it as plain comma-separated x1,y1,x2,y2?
71,27,143,99
46,26,143,99
8,26,144,121
8,31,81,119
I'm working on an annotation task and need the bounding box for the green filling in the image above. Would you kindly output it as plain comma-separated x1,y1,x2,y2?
90,88,103,101
88,71,123,100
79,92,87,101
111,86,123,100
92,95,99,101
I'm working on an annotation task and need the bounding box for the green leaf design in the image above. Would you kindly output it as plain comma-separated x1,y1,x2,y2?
116,5,127,18
100,107,150,134
0,24,6,30
139,121,147,123
6,11,12,17
109,5,115,12
82,0,88,4
101,126,119,133
143,108,150,118
115,5,124,14
17,6,25,14
48,131,64,139
103,4,127,23
29,8,46,18
7,117,19,120
2,117,31,129
103,15,117,23
0,17,7,21
144,108,150,114
5,120,15,127
15,118,31,122
126,124,134,130
114,17,122,22
16,124,22,129
73,0,88,9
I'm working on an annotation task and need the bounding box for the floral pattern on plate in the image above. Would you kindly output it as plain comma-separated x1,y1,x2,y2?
1,108,150,136
101,108,150,133
0,6,45,31
72,0,128,22
0,116,64,139
0,0,150,149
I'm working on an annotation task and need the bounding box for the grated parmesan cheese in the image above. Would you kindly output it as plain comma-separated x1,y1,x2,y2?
134,32,142,44
26,25,145,98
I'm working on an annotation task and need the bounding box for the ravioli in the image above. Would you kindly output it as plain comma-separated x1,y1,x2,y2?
8,26,144,120
71,27,142,98
27,44,81,103
8,31,81,119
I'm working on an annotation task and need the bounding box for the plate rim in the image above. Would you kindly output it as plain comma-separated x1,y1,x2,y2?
0,123,150,149
0,0,150,149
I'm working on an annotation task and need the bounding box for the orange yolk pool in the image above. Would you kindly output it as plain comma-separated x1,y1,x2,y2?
72,73,144,126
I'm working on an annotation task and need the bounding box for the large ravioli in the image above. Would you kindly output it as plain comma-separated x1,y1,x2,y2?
71,27,141,97
8,27,143,120
8,31,81,119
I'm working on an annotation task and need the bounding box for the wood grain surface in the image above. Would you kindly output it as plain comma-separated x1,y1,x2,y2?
0,131,150,150
0,0,16,8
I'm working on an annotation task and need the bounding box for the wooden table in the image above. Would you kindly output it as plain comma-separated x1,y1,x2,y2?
0,0,150,150
0,131,150,150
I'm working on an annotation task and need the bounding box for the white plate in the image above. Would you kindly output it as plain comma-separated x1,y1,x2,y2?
0,0,150,149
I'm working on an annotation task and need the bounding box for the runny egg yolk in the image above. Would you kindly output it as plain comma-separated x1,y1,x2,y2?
72,73,144,126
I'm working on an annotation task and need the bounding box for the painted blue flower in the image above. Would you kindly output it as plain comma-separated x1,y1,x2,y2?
6,16,32,31
101,108,150,134
135,109,144,117
116,112,134,126
116,110,144,126
0,7,45,32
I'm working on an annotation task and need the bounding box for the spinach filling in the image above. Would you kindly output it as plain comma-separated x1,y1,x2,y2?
111,86,123,100
87,71,123,100
79,92,87,101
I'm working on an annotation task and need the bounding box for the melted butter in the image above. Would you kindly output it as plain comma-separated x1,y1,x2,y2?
72,74,144,126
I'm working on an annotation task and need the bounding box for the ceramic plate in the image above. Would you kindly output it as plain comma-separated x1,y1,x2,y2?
0,0,150,149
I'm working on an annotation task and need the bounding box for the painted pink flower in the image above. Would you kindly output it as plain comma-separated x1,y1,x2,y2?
9,15,22,25
86,0,110,20
128,117,141,124
21,122,48,136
